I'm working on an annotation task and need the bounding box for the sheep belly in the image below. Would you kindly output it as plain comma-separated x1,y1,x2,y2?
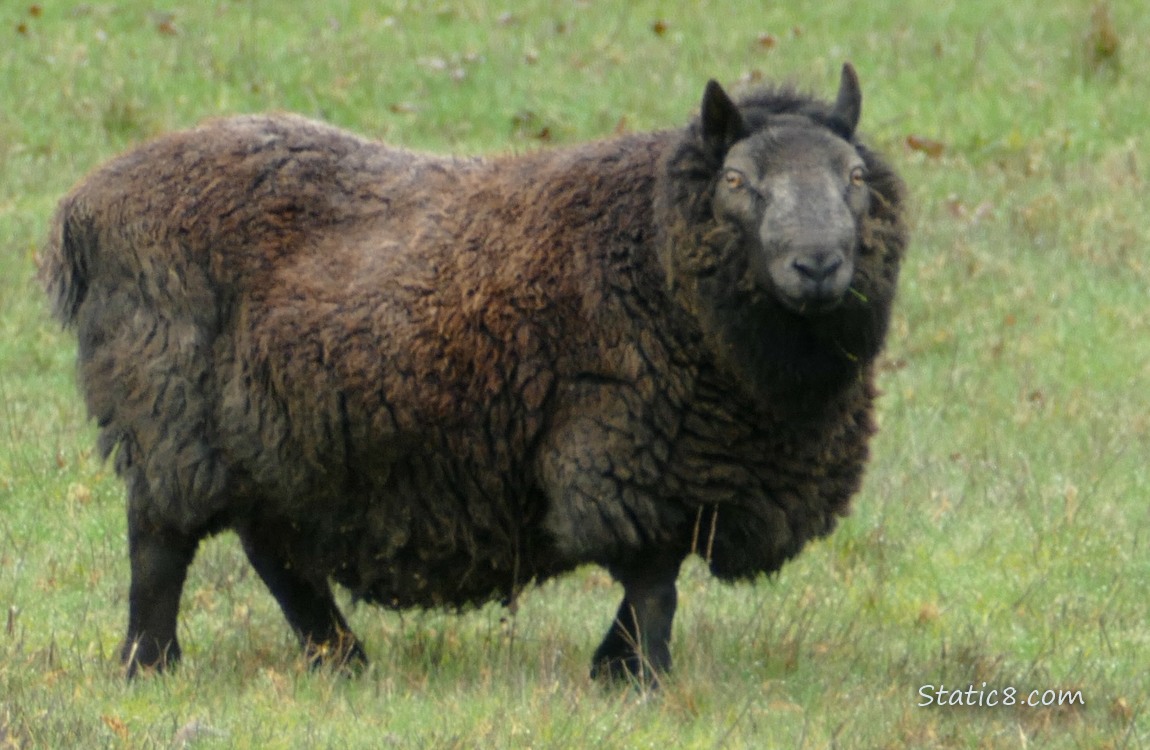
228,442,567,609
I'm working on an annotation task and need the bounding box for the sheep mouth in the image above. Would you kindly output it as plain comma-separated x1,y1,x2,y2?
775,290,845,316
769,275,851,316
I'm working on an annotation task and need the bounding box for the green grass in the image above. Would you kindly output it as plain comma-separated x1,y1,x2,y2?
2,0,1147,747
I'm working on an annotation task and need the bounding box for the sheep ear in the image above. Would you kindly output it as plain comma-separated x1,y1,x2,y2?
829,63,862,139
700,79,747,159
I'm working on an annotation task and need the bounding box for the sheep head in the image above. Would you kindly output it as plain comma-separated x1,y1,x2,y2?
702,65,867,315
657,64,906,408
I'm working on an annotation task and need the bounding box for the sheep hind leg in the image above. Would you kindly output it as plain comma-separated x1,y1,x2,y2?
590,555,683,688
238,529,367,672
122,522,199,678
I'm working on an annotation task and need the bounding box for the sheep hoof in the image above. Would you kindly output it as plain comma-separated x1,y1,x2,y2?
120,638,181,680
303,636,368,675
590,653,666,690
589,623,672,690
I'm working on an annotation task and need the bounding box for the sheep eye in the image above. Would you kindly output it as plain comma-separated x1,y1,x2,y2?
849,166,866,186
723,170,745,190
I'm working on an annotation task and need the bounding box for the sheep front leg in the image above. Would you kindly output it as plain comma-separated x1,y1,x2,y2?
591,555,682,687
122,521,199,678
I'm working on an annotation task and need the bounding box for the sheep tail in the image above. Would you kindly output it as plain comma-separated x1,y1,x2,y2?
39,193,95,328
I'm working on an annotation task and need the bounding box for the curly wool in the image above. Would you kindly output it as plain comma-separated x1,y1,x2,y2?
40,77,906,625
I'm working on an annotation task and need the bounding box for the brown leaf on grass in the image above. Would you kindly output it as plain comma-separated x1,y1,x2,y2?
511,110,553,142
16,22,28,35
29,5,42,17
756,33,778,49
101,716,129,740
1084,1,1120,72
905,134,945,158
916,602,941,625
1109,697,1133,722
651,19,668,37
946,196,993,224
154,13,179,36
66,482,93,505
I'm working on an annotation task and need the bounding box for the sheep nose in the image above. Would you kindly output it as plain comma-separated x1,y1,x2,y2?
792,254,843,284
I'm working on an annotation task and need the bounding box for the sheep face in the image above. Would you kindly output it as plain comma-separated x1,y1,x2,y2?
713,127,868,314
702,66,867,316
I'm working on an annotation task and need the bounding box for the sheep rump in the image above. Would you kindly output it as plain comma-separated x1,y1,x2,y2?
40,64,907,682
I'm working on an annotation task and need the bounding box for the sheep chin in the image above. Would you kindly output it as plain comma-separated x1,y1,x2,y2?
768,287,846,317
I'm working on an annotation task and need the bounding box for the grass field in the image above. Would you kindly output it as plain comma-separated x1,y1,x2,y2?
1,1,1147,747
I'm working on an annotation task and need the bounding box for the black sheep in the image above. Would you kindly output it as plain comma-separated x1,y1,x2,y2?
39,63,907,683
